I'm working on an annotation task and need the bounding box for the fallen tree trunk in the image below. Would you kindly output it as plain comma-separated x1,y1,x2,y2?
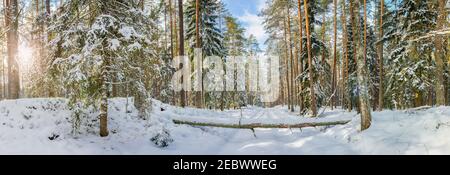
405,106,432,114
172,119,351,129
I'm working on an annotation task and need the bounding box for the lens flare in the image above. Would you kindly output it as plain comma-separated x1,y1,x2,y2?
18,43,33,69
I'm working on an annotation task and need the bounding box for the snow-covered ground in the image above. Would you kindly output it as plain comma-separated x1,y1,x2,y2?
1,98,450,155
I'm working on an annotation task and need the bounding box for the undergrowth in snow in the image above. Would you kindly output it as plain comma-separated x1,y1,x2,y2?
1,98,450,155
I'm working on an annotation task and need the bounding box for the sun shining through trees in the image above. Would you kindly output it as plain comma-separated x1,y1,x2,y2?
18,43,33,69
17,42,34,94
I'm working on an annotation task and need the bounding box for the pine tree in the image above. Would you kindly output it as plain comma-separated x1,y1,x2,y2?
178,0,186,108
296,0,304,113
262,0,327,115
318,0,331,109
4,0,20,99
49,0,170,144
284,0,293,112
246,35,261,55
245,34,261,106
185,0,225,108
222,16,248,109
383,0,437,108
224,16,246,58
303,0,317,117
302,0,329,116
168,0,174,59
434,0,448,106
341,0,349,111
359,0,372,130
378,0,384,111
332,0,337,109
345,0,360,111
261,0,287,107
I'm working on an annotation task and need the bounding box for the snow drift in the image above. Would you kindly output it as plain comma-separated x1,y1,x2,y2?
1,98,450,155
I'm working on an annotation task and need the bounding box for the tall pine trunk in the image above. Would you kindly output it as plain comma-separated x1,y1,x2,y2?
195,0,204,108
341,0,349,111
434,0,447,106
5,0,20,99
283,18,291,111
168,0,176,105
332,0,337,109
303,0,317,117
99,58,109,137
99,40,110,137
297,0,304,114
320,8,326,96
350,0,357,111
178,0,186,108
358,0,372,131
169,0,174,59
286,4,294,112
45,0,50,15
378,0,384,111
342,1,352,111
98,3,112,137
46,0,56,97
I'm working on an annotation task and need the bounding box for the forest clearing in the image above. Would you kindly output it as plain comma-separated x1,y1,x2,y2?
0,0,449,155
1,98,450,154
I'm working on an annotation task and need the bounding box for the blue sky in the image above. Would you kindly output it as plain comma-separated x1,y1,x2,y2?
223,0,262,16
222,0,268,50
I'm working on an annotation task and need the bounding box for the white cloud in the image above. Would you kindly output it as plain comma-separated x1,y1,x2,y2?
256,0,267,12
238,10,267,49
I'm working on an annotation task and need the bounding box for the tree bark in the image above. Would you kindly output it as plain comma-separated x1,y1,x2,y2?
296,0,304,114
286,4,295,112
434,0,447,106
36,0,39,15
173,119,351,129
350,0,358,111
169,0,175,105
194,0,204,108
45,0,50,15
293,30,300,111
174,0,179,58
321,7,326,93
303,0,317,117
341,0,349,111
169,0,174,59
283,19,292,111
46,0,57,97
195,0,200,50
178,0,186,108
359,0,372,131
99,84,109,137
332,0,337,109
5,0,20,99
99,53,110,137
139,0,144,10
378,0,384,111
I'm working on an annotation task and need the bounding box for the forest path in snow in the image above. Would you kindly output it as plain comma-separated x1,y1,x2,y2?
1,98,450,154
